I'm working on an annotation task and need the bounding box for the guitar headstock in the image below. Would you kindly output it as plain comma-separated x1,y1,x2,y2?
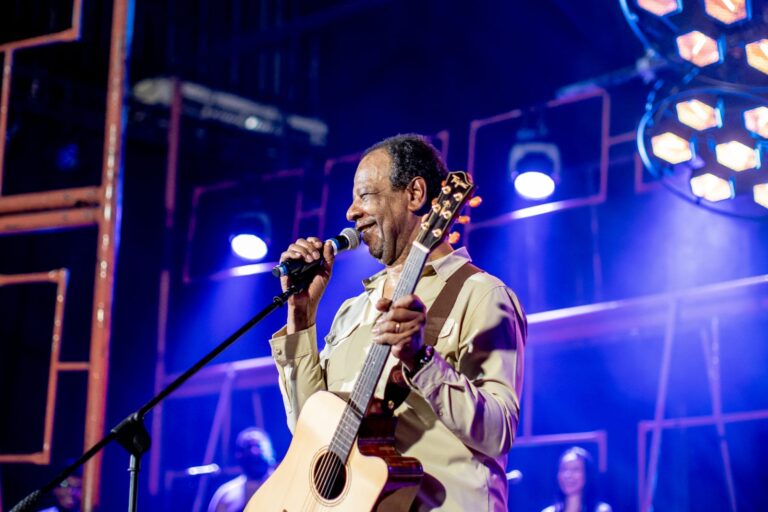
416,171,476,250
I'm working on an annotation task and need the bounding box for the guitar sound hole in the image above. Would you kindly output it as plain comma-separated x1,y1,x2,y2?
312,452,347,500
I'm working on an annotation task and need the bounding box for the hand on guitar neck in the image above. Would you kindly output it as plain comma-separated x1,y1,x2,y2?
372,294,426,373
278,237,336,334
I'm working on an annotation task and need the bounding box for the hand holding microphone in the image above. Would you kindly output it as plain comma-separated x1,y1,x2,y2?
275,228,360,333
272,228,360,279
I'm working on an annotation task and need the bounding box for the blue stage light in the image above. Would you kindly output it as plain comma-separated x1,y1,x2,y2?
513,171,557,200
509,140,561,201
230,233,269,261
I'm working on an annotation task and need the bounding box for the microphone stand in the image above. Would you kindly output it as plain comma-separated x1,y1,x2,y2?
11,282,308,512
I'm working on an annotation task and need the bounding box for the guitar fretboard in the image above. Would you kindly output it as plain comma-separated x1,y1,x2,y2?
328,242,430,461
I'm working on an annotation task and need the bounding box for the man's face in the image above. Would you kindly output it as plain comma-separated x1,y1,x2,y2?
53,475,82,510
346,149,411,265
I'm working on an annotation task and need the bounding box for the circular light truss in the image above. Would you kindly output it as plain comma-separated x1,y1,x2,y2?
638,85,768,218
620,0,768,87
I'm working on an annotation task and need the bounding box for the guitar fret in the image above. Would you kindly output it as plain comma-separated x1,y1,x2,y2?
328,228,431,461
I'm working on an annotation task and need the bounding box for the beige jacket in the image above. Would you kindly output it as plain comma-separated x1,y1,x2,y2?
270,247,526,511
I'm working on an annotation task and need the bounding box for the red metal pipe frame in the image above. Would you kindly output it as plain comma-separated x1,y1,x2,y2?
640,300,678,511
0,50,12,195
0,270,75,466
81,0,132,508
149,77,183,496
700,318,737,512
0,0,83,195
464,89,611,248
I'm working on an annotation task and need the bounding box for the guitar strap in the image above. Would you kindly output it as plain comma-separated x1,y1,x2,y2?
423,261,482,347
383,261,482,408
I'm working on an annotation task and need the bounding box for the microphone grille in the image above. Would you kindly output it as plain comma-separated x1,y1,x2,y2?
340,227,361,250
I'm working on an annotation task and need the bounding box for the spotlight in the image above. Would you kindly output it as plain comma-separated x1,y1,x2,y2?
675,99,721,130
715,140,758,171
676,31,722,67
690,172,733,201
230,234,268,261
229,212,271,261
754,183,768,208
650,132,692,164
509,141,561,201
638,86,768,218
704,0,748,25
637,0,680,16
745,39,768,75
744,106,768,137
620,0,767,85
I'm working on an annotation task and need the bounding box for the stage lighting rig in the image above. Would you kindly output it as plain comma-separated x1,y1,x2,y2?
621,0,768,85
638,86,768,217
622,0,768,218
229,212,271,262
508,122,561,201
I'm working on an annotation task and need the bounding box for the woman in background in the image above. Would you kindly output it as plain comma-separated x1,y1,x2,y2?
541,446,612,512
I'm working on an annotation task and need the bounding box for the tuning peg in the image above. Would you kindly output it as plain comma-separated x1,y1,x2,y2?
468,196,483,208
457,215,470,225
448,232,461,244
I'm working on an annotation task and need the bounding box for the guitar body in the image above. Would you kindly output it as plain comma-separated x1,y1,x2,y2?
244,391,423,512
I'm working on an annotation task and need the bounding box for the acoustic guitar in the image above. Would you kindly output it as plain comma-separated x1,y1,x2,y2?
244,171,476,511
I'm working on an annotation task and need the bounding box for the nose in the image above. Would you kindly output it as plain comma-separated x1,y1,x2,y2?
346,198,361,223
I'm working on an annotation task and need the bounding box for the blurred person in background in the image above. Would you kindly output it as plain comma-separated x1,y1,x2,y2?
541,446,612,512
207,427,275,512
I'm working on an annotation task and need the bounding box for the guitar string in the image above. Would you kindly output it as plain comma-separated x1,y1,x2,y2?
310,246,426,507
314,250,423,504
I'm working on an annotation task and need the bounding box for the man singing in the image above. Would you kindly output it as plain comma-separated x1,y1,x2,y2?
268,134,525,511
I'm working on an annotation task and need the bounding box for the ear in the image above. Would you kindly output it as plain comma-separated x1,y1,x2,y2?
405,177,429,214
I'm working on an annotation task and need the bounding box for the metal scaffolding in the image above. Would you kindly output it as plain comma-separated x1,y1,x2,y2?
0,0,132,509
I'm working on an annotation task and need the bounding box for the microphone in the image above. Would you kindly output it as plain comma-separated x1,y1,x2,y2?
272,227,360,279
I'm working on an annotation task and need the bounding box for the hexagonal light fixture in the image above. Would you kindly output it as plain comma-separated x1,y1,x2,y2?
704,0,748,25
715,141,758,171
677,31,721,67
690,173,733,201
746,39,768,75
754,183,768,208
651,132,693,164
637,0,681,16
744,106,768,138
675,99,720,130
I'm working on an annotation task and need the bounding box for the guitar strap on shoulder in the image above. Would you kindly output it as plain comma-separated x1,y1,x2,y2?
423,261,482,346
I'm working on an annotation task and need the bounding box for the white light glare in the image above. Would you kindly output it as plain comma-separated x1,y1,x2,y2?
514,171,556,200
231,234,268,261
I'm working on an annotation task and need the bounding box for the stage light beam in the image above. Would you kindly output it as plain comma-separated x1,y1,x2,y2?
651,132,693,164
690,173,733,201
675,99,720,130
637,0,681,16
715,141,758,171
746,39,768,75
704,0,748,25
754,183,768,208
744,106,768,138
676,31,721,67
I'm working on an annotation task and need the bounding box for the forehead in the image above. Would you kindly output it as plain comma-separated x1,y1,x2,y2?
354,149,392,189
559,453,584,469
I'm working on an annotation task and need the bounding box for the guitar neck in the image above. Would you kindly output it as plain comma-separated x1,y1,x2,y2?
328,242,430,461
